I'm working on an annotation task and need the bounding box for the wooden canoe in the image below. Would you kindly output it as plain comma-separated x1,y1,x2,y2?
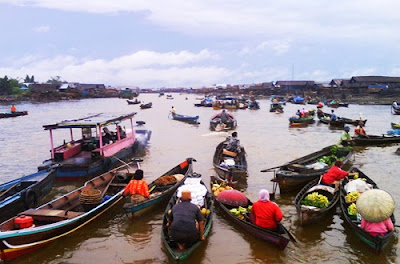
213,141,247,185
294,178,339,225
122,158,195,217
140,102,152,109
209,111,237,131
171,113,200,124
161,174,213,262
353,134,400,146
339,168,396,253
210,176,290,249
0,111,28,119
126,99,140,105
288,116,315,124
0,162,137,261
272,145,353,193
0,169,56,223
318,112,367,126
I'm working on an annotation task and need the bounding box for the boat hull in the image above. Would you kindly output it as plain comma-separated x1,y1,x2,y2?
0,169,56,223
0,111,28,119
275,145,353,193
353,135,400,146
339,168,396,253
123,158,194,215
294,178,339,225
213,141,247,184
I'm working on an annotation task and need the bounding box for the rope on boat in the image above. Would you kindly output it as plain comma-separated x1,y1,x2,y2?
2,195,124,249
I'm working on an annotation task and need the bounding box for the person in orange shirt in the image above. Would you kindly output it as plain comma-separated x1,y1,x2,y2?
10,104,16,113
123,169,149,202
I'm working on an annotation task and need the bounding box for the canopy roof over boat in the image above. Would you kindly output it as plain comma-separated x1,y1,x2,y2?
43,112,137,130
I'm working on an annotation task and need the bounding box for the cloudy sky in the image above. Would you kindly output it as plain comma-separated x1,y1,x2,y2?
1,0,400,88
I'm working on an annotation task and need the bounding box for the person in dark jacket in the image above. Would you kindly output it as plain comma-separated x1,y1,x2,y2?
167,191,205,250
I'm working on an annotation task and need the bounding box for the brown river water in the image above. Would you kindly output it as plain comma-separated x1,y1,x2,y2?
0,94,399,263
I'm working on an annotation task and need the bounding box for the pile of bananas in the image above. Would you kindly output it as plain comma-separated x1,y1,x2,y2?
348,203,357,215
301,192,329,208
345,191,360,203
229,205,252,220
212,182,233,197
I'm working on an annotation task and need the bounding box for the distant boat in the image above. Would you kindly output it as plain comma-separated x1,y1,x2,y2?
140,102,152,109
0,111,28,119
171,113,200,124
126,99,140,105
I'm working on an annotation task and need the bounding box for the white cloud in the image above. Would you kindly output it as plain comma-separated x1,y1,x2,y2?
3,0,400,41
0,49,228,87
256,40,291,55
33,25,50,33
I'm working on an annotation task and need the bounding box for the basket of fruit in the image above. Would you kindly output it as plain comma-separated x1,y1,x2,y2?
345,191,360,204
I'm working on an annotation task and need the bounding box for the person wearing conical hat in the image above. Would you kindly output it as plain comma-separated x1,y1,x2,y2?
167,190,205,250
250,189,283,231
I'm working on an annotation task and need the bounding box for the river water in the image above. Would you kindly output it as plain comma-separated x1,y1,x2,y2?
0,94,399,263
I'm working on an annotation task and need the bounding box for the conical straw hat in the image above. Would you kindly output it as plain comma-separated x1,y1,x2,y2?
356,189,395,223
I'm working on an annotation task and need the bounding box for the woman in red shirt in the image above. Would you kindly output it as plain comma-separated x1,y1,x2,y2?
321,160,356,188
123,169,150,202
251,189,283,231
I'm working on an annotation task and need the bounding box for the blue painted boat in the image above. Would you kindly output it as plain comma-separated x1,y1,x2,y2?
0,162,137,261
39,113,151,180
171,113,199,124
123,158,195,216
0,169,56,223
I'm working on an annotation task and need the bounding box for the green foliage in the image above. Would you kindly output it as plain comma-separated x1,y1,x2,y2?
47,76,63,85
0,75,20,95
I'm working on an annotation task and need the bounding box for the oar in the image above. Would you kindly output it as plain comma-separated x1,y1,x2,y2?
395,225,400,228
260,165,283,172
280,224,298,244
0,183,19,198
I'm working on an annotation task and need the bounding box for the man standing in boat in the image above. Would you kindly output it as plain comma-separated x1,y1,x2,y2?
226,132,241,154
171,106,177,115
220,109,229,124
10,104,16,113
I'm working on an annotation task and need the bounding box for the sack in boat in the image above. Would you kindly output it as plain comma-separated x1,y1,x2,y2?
344,179,372,193
173,174,185,182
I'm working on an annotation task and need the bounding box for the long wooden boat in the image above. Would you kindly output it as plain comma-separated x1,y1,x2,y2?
171,113,199,124
391,122,400,129
288,116,314,124
210,176,290,249
268,145,353,193
0,162,138,261
123,158,195,216
39,113,151,180
213,141,247,184
126,99,140,105
140,102,152,109
339,168,396,253
0,111,28,119
209,111,237,131
161,174,213,262
0,169,56,223
294,178,339,225
318,112,367,126
353,134,400,146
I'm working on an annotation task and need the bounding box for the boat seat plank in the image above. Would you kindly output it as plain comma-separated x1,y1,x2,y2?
19,209,84,221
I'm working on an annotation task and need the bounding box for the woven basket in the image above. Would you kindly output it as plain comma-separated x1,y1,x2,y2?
80,189,102,205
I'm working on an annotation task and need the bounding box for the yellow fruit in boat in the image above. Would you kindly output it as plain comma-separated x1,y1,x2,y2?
206,209,210,216
201,208,207,215
168,209,171,215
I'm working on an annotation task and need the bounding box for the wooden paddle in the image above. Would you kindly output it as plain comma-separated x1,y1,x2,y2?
280,224,298,244
0,183,19,198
